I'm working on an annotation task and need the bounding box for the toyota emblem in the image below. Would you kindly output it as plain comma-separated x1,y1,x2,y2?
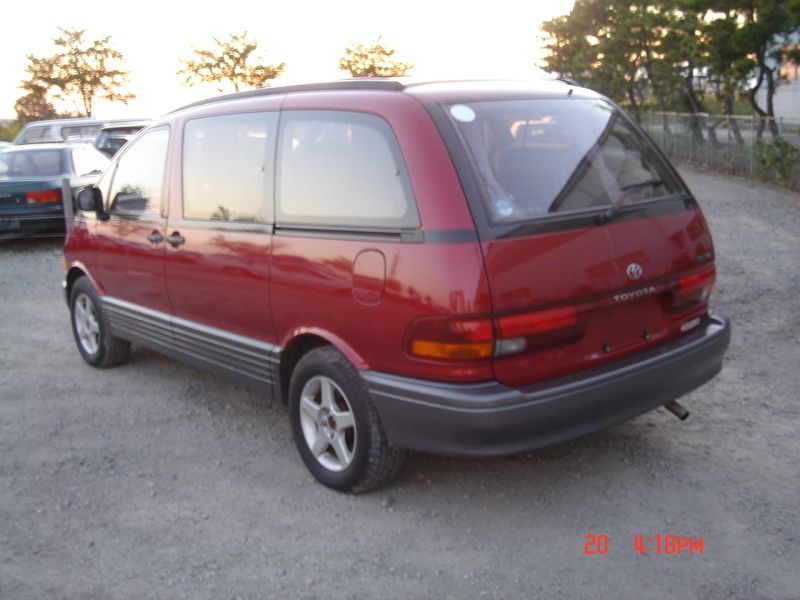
626,263,643,280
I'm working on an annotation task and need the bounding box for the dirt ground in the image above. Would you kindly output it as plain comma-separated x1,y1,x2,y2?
1,166,798,600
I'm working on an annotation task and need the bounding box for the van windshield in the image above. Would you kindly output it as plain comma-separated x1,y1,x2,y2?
446,99,684,224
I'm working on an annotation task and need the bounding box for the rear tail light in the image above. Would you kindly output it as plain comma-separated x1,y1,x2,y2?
25,190,62,204
495,305,581,356
672,266,715,311
407,266,718,363
406,306,582,361
497,306,577,337
406,316,494,360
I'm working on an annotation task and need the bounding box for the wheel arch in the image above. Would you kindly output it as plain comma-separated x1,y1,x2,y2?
277,330,367,405
65,264,93,304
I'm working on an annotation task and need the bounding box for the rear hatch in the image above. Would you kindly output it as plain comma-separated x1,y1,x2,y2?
441,95,716,386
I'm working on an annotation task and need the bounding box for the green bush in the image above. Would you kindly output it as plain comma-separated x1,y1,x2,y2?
0,120,21,142
755,138,800,190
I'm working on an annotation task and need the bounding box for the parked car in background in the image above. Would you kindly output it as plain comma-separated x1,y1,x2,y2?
64,79,730,493
13,118,109,145
0,142,109,237
13,117,150,146
93,120,151,157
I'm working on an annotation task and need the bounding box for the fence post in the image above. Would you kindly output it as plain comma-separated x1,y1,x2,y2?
749,114,755,176
61,177,73,235
726,116,731,173
648,111,797,186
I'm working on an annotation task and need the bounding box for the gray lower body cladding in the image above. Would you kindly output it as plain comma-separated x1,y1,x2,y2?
363,314,731,457
92,293,730,457
101,297,279,396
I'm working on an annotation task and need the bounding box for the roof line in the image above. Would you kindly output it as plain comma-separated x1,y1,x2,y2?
168,79,407,114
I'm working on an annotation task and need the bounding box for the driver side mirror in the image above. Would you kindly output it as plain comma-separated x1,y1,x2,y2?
77,187,109,221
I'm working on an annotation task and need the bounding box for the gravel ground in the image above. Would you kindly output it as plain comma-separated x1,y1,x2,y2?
1,166,798,600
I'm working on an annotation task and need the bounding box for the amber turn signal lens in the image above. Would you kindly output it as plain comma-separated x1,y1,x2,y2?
407,316,494,360
410,339,494,360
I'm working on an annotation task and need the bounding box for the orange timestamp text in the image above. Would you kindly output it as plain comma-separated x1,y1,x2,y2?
584,534,704,556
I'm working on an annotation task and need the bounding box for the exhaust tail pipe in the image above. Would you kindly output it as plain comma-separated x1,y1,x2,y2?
664,400,689,421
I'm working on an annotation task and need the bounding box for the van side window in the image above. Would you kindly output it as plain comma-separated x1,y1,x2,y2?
183,112,277,223
277,110,419,229
107,127,169,218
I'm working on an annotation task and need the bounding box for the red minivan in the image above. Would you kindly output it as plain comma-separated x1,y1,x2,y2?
64,79,730,492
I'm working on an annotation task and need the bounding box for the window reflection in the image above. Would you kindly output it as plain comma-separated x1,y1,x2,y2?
108,128,169,217
183,113,275,223
449,99,682,224
277,110,419,229
0,149,64,177
71,147,109,177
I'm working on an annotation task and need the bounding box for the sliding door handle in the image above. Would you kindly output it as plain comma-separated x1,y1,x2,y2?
166,232,185,247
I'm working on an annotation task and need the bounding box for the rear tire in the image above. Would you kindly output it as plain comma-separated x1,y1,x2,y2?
289,346,403,493
69,277,130,367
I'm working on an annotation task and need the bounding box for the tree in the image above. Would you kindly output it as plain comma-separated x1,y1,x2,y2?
540,11,594,85
14,84,59,122
640,9,689,116
18,28,134,117
179,32,285,93
541,1,669,122
541,0,800,137
701,8,753,143
339,37,413,77
736,0,800,138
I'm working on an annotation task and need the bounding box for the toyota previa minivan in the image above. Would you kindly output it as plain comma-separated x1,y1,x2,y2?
64,79,731,492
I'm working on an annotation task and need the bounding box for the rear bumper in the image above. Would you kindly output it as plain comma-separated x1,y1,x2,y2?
0,212,65,235
363,314,731,457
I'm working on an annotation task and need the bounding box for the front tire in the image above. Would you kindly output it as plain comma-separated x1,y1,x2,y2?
289,346,403,493
69,277,130,367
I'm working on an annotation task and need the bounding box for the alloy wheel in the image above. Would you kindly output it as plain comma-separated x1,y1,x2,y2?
298,375,357,472
74,293,100,355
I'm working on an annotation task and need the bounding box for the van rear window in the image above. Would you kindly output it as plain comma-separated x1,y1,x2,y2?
446,99,683,224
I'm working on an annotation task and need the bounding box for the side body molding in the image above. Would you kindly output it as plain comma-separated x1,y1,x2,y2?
102,297,281,397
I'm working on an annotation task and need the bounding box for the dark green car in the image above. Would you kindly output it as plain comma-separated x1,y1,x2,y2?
0,143,109,238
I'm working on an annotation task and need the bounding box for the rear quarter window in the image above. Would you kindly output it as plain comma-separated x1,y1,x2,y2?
276,110,419,229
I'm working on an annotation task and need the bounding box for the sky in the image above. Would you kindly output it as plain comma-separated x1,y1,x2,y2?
0,0,575,120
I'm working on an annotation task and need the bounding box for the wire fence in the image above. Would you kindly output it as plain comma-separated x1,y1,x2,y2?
642,112,800,188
